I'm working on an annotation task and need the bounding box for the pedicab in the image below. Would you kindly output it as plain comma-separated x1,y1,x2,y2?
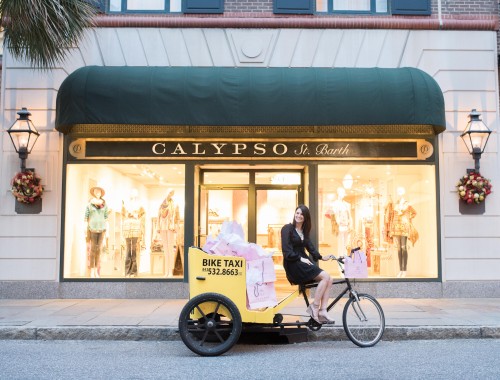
178,246,385,356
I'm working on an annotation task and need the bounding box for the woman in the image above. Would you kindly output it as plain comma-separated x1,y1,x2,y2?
281,205,334,324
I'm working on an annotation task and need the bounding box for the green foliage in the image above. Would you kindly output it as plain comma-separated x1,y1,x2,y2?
0,0,97,69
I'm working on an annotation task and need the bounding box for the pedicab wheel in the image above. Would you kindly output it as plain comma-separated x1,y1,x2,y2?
342,293,385,347
178,292,242,356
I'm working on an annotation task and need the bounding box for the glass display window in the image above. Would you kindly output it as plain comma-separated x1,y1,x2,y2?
63,163,185,280
318,164,438,279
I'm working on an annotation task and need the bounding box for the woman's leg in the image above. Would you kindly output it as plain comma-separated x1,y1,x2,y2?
306,270,333,323
316,271,332,309
315,270,334,323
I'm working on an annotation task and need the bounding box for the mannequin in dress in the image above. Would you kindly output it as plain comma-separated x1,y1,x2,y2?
332,187,352,256
389,187,417,278
157,189,180,277
84,187,109,278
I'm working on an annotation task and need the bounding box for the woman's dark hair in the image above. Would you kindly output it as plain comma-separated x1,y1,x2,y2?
293,204,312,237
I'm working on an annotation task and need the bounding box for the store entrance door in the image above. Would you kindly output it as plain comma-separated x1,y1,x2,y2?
197,167,304,293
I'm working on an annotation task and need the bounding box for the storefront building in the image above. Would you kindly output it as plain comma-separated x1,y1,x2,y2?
0,1,499,298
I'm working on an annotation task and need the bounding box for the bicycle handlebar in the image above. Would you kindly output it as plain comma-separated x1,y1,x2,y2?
324,247,361,263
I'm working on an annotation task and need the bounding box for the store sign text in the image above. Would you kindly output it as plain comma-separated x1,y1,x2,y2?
76,140,425,159
151,142,351,157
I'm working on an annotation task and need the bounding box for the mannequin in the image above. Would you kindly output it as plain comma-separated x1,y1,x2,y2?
84,187,109,278
122,209,144,277
158,189,180,277
332,187,352,255
389,187,417,278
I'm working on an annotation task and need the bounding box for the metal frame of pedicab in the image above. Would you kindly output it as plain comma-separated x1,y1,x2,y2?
179,246,385,356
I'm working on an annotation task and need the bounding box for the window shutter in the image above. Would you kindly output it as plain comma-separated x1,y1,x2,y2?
274,0,314,14
183,0,224,14
391,0,431,15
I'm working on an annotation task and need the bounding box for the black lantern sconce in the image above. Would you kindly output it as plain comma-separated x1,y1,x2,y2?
460,109,491,172
7,108,40,172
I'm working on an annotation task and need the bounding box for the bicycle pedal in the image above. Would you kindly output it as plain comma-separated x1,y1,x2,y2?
321,320,335,325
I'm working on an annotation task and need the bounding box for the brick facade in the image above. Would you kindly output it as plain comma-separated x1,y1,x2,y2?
432,0,497,15
225,0,272,13
98,1,500,15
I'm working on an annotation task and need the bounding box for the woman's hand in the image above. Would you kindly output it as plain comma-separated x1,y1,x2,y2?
321,255,334,261
300,257,313,265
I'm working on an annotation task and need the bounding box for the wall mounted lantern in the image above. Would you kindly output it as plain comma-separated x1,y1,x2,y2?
460,109,491,172
7,108,40,171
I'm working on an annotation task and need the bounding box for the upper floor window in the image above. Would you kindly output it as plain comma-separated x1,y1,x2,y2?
109,0,179,12
108,0,225,13
316,0,388,13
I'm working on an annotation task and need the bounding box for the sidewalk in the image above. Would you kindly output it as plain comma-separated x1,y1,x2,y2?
0,298,499,341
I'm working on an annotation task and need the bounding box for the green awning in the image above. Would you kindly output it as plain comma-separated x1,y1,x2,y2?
55,66,446,134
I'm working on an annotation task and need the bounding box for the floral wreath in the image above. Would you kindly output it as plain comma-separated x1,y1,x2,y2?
456,171,492,204
10,171,44,204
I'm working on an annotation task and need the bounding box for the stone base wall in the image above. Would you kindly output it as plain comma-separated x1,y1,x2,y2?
0,281,498,299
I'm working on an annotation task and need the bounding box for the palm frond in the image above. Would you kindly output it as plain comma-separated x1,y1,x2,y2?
1,0,97,69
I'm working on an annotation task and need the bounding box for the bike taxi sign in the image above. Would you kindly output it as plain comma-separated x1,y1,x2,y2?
200,257,244,277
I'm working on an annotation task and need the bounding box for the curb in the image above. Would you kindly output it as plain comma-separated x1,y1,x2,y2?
0,327,180,341
1,326,499,341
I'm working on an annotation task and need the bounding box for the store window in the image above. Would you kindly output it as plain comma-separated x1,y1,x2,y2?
63,163,185,279
318,164,438,279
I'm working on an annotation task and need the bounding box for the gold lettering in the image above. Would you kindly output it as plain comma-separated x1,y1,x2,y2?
193,143,206,155
273,143,287,155
152,143,166,155
172,143,187,155
254,143,266,155
211,143,227,155
233,143,247,155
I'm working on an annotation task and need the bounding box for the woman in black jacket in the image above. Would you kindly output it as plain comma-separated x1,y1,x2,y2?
281,204,334,324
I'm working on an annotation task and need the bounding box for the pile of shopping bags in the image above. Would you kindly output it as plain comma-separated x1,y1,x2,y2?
202,221,278,309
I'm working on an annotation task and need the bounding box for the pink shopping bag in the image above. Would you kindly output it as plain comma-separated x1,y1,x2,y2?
246,257,276,283
344,250,368,278
246,281,278,309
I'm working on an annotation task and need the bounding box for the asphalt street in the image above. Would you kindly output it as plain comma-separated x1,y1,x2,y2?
0,339,499,380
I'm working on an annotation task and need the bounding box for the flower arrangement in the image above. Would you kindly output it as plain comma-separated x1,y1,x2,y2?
10,171,44,204
456,171,492,204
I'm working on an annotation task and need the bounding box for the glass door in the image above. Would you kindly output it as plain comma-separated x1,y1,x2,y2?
256,188,299,293
197,167,304,293
199,188,249,247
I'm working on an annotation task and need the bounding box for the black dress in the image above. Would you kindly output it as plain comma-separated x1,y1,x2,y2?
281,223,323,285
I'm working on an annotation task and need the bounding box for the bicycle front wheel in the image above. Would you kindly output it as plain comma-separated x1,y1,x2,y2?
342,293,385,347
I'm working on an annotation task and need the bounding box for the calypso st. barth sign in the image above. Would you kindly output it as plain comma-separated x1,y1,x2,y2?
68,139,434,161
